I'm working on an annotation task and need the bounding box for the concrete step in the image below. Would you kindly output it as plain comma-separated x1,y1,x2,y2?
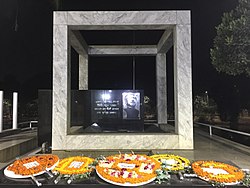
0,129,38,162
0,129,22,138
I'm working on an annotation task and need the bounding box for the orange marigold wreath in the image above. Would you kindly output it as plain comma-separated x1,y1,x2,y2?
96,154,161,185
7,154,59,176
192,160,244,184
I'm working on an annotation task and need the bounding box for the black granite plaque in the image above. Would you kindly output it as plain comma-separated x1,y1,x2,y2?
91,90,121,121
90,90,144,132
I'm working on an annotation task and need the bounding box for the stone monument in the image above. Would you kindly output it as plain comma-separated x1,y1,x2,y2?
52,11,193,150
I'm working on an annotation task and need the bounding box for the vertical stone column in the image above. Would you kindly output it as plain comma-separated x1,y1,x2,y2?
174,11,193,149
79,55,88,90
52,22,71,149
156,53,168,125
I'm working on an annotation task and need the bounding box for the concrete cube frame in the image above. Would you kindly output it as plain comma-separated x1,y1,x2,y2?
52,11,193,150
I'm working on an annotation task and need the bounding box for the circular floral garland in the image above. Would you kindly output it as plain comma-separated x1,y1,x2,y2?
53,156,94,175
7,154,59,176
96,154,161,185
150,154,190,171
192,160,245,184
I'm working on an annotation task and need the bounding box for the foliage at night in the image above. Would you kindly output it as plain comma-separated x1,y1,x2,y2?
210,0,250,76
193,95,217,123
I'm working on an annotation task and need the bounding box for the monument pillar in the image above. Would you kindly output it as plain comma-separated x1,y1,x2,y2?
52,22,71,149
174,13,193,148
79,55,88,90
156,53,168,125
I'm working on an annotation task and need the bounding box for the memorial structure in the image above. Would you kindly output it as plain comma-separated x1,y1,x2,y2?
52,11,193,150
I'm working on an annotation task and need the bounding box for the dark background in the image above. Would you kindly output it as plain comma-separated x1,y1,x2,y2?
0,0,249,112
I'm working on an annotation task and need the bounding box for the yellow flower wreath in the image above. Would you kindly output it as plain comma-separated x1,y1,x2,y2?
150,154,190,171
54,156,94,175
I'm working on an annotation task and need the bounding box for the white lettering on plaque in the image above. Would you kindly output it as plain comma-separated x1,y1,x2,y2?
118,163,135,169
68,161,84,168
23,161,40,169
162,159,176,166
202,168,229,175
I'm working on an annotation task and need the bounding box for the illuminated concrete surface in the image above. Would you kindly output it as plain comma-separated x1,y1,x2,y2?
52,128,250,169
0,129,38,168
0,128,249,170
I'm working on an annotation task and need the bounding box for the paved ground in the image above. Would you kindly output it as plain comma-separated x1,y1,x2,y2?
153,128,250,169
0,127,249,170
53,127,250,169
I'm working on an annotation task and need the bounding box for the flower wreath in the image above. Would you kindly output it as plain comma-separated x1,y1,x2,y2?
96,154,161,184
150,154,190,171
7,154,59,176
192,160,245,184
53,156,94,175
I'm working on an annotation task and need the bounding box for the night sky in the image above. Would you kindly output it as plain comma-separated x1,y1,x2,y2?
1,0,249,109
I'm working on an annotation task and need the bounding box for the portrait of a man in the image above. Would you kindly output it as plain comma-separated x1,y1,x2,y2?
122,92,140,119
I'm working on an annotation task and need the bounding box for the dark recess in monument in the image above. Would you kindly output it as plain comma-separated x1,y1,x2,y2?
38,89,170,140
71,91,91,127
38,90,52,146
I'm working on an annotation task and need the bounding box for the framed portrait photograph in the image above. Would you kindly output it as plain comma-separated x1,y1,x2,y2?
122,92,140,119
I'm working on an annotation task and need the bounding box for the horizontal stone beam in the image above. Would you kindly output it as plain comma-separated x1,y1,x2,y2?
54,11,178,30
69,25,173,30
69,30,88,56
88,45,157,56
67,11,177,26
157,29,173,53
